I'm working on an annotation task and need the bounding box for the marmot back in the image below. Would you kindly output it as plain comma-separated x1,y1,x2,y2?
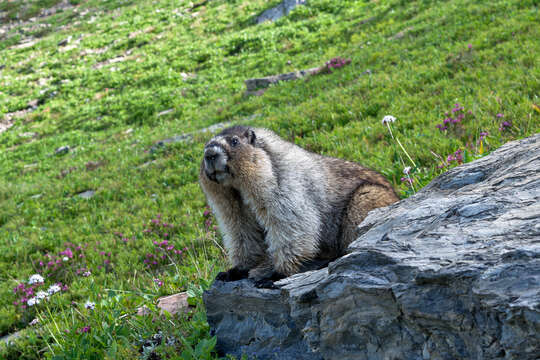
199,125,399,287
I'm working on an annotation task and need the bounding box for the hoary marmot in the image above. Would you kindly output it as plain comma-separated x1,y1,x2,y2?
199,125,398,287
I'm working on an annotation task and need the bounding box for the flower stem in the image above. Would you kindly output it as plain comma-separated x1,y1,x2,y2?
385,122,417,193
386,123,416,167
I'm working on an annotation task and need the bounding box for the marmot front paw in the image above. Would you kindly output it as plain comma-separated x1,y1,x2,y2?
215,267,249,282
253,278,279,289
252,271,285,289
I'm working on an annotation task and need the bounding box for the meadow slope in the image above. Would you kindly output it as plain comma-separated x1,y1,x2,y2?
1,0,539,358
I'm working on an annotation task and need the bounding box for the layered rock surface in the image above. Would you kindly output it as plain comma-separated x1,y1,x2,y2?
204,134,540,359
256,0,307,24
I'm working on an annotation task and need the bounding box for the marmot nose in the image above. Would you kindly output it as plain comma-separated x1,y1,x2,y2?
205,148,219,163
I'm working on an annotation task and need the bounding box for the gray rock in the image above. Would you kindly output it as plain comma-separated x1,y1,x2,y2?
361,69,372,76
85,161,104,171
1,107,36,134
189,0,211,11
1,330,22,345
245,67,321,92
149,122,232,152
204,134,540,360
27,99,39,109
137,292,194,316
157,108,175,117
39,0,74,18
0,117,15,134
76,190,95,199
256,0,307,24
390,26,414,40
180,72,197,81
149,134,193,153
10,39,39,50
54,145,70,155
148,118,260,153
57,36,71,46
199,121,232,134
156,292,193,316
19,132,37,138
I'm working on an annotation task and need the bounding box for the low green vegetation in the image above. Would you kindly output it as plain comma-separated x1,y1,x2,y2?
1,0,538,358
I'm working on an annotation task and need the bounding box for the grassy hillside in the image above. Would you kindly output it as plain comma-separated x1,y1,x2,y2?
1,0,538,358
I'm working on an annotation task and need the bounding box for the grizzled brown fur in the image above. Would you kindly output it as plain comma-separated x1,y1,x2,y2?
199,126,398,287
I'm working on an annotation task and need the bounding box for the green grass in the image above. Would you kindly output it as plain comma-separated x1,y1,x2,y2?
1,0,539,358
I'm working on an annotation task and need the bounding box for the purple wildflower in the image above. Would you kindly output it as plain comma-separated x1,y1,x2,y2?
499,115,512,131
59,248,73,259
78,326,91,334
436,103,474,134
400,177,413,185
479,131,488,140
454,149,463,163
325,57,351,70
436,124,447,131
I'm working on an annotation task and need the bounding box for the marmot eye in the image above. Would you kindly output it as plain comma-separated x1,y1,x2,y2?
231,138,239,147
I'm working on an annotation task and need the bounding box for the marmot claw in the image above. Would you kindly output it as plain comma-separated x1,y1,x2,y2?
253,278,279,289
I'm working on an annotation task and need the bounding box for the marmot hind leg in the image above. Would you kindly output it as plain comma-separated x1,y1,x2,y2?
341,184,399,249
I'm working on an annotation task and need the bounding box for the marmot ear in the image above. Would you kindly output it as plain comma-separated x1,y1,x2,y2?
245,129,256,145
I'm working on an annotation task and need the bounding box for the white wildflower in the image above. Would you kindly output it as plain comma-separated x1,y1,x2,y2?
47,284,61,295
84,301,96,310
28,274,44,285
62,256,69,262
82,271,91,277
29,318,40,326
381,115,396,124
27,297,39,306
403,167,411,175
36,291,48,300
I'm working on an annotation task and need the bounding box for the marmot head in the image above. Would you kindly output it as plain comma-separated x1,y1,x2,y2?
202,125,257,186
